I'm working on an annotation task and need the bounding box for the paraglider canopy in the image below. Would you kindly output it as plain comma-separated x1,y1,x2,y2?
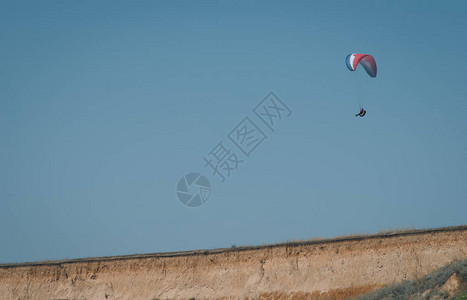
346,54,377,77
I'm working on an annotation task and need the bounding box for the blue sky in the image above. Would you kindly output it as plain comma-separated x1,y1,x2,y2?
1,0,466,263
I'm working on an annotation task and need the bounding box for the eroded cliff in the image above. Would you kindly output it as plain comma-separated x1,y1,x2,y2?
1,226,466,300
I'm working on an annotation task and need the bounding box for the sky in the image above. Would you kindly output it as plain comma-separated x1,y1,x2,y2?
1,0,466,263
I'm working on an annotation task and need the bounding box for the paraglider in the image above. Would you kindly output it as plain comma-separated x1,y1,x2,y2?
355,107,366,117
346,53,377,117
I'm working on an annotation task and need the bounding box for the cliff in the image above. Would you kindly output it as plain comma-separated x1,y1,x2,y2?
1,225,466,299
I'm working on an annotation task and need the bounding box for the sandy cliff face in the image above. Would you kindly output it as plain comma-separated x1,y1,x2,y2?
0,226,466,300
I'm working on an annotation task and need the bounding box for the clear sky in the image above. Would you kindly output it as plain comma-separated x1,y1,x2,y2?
1,0,466,263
